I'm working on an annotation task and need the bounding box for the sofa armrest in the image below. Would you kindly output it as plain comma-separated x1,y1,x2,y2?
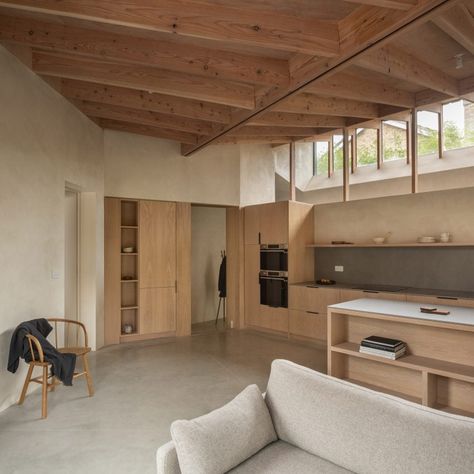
156,441,181,474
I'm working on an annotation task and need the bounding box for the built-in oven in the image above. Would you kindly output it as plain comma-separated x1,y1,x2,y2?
260,244,288,272
259,270,288,308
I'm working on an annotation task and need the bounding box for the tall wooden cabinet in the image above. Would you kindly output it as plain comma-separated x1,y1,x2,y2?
243,201,314,336
104,198,191,345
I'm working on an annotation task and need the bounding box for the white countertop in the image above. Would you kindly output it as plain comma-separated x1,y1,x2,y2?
329,298,474,327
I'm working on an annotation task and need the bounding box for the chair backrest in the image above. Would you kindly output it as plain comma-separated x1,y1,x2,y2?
47,318,88,348
265,359,474,474
25,334,44,363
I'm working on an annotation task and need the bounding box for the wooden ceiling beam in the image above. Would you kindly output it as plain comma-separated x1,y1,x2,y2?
248,112,347,128
0,0,340,56
432,4,474,55
0,14,288,86
216,136,293,145
305,71,415,107
181,0,453,155
231,126,326,137
97,118,200,145
73,99,219,135
275,94,380,118
356,44,459,96
32,51,256,109
343,0,416,10
60,79,233,124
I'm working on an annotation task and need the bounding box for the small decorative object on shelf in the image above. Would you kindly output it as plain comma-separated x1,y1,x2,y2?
331,240,354,245
440,232,451,243
359,335,407,360
420,306,450,316
122,246,135,253
122,275,134,281
123,324,133,334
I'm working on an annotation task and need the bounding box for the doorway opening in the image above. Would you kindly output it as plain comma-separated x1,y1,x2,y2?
191,205,227,335
65,187,80,322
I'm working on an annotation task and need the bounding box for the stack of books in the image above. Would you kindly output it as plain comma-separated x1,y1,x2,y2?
359,335,407,360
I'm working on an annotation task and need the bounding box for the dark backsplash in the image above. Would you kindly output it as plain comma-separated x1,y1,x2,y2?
314,247,474,292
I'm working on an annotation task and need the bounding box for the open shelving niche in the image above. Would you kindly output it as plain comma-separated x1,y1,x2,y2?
120,200,139,338
328,309,474,417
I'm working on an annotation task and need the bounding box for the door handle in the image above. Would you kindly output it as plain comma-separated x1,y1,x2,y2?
306,311,319,315
258,232,261,244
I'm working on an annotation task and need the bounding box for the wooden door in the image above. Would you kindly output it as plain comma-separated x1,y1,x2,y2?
244,245,260,326
244,205,260,244
139,200,177,335
140,287,176,334
140,201,177,288
260,202,288,244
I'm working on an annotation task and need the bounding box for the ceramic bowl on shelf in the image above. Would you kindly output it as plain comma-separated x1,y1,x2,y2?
122,247,135,253
417,236,436,243
373,237,386,245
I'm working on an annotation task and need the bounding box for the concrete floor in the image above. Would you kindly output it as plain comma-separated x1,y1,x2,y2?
0,330,325,474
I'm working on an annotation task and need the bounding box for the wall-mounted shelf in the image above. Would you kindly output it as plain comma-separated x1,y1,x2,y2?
121,225,138,229
121,252,138,255
121,306,139,311
307,242,474,248
121,279,138,283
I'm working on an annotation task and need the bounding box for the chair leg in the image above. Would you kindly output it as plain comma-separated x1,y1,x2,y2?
18,363,34,405
41,366,48,419
50,374,56,392
215,297,222,326
82,354,94,397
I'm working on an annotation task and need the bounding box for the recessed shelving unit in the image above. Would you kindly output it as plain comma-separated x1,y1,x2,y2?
120,200,139,337
328,304,474,417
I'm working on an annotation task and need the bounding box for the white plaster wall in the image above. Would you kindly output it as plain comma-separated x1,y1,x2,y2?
273,142,313,190
0,46,104,412
104,131,241,206
314,187,474,244
191,207,226,324
240,144,275,206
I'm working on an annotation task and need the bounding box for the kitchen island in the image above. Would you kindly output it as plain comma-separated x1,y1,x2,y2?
327,298,474,417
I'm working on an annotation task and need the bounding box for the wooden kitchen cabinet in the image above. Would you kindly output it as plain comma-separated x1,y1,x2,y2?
140,200,177,288
257,305,289,334
340,289,406,302
259,201,288,244
289,309,326,341
406,294,474,308
244,244,260,326
140,287,176,334
244,201,289,245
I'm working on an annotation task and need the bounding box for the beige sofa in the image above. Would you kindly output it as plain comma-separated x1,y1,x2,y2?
157,359,474,473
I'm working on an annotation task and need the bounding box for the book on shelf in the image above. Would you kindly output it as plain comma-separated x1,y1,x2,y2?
360,340,405,352
359,345,406,360
361,335,405,349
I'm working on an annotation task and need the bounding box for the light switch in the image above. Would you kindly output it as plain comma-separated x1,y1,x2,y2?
335,265,344,272
51,271,61,280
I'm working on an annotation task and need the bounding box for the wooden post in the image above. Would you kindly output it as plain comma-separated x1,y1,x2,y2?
328,139,334,178
406,119,411,165
411,108,418,194
377,122,383,169
350,131,356,173
343,128,350,202
289,141,296,201
438,109,444,159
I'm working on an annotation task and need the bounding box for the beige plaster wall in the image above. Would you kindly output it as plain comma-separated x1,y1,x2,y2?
314,187,474,244
0,46,104,412
104,131,241,206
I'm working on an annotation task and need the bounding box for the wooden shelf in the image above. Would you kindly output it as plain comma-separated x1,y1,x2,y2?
120,332,138,337
308,242,474,248
121,306,139,311
343,377,421,404
121,225,138,229
436,405,474,418
121,279,138,283
332,342,474,384
121,253,138,255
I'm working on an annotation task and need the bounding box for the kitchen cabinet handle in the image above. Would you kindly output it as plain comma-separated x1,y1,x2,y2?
306,310,319,315
258,232,261,244
436,296,458,301
363,290,379,294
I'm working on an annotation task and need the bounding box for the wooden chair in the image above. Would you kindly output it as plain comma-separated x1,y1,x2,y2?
18,318,94,419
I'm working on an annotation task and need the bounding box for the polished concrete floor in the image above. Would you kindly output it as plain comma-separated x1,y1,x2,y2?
0,329,325,474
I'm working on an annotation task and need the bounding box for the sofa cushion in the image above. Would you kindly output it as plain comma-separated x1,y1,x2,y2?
265,360,474,474
171,384,277,474
229,440,352,473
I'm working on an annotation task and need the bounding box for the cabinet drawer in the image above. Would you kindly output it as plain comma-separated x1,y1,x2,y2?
340,289,406,302
250,305,288,334
289,310,326,341
406,294,474,308
289,286,340,313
